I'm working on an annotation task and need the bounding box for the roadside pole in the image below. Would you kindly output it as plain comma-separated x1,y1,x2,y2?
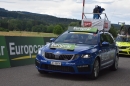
81,0,85,27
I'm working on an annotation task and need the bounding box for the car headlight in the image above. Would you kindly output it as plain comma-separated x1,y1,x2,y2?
82,54,90,58
38,49,42,55
38,49,45,56
91,48,97,53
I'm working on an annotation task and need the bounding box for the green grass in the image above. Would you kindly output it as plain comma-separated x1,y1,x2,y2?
0,31,58,37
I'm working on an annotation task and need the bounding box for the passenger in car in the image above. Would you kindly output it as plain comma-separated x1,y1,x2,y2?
85,35,98,45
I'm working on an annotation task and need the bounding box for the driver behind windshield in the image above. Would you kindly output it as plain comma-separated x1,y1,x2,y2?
56,33,98,45
85,34,98,45
116,36,128,42
64,34,79,43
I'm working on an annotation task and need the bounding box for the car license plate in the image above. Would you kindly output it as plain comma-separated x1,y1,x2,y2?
51,61,61,66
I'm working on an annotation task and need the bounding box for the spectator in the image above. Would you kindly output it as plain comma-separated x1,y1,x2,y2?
93,5,99,19
65,34,79,43
98,6,105,19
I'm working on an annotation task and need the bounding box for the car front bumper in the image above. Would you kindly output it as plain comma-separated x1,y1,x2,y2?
35,55,94,74
119,48,130,55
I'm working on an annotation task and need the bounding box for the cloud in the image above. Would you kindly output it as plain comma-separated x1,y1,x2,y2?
0,0,15,3
20,0,49,1
0,0,130,24
94,0,114,3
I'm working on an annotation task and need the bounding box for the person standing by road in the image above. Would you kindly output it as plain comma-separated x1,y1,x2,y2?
93,5,99,19
98,6,105,19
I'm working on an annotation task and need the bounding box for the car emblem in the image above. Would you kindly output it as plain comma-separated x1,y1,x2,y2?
54,51,61,59
55,51,60,55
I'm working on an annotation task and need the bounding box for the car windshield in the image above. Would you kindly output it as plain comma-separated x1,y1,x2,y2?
116,36,130,42
54,32,98,45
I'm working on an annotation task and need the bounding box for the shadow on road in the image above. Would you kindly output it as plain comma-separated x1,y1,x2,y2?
119,55,130,58
36,68,118,81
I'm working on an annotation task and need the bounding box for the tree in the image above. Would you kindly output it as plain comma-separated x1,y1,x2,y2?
26,21,33,31
47,25,54,33
32,25,42,32
39,24,47,32
69,21,80,27
58,23,68,31
109,25,118,38
53,25,63,35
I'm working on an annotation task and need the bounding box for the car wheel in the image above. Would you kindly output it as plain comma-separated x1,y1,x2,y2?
89,59,100,80
110,55,119,71
38,70,49,74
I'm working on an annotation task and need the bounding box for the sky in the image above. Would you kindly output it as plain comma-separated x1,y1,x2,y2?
0,0,130,24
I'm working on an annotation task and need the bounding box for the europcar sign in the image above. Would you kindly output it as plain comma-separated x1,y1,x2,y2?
5,36,44,67
0,36,53,69
0,36,10,68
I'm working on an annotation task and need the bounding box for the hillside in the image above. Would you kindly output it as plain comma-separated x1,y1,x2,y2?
1,7,129,33
0,8,80,25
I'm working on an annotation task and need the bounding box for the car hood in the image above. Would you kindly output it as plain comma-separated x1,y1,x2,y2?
42,43,98,54
116,42,130,46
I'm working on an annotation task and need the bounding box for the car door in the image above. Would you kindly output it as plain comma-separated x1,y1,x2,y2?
105,33,116,64
100,33,110,68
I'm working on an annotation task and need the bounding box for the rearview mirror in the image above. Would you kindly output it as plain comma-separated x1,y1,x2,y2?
102,41,109,47
50,38,55,42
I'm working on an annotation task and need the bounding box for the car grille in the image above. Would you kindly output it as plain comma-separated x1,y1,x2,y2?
119,51,128,54
41,64,75,72
77,65,90,72
119,46,129,49
45,52,74,60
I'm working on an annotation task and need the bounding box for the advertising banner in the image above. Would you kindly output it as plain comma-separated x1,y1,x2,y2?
0,36,10,69
5,36,44,67
81,18,111,31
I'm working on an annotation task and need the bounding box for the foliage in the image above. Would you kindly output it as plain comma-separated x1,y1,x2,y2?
0,8,120,38
109,25,118,38
47,25,54,33
69,21,81,26
0,8,79,32
53,25,63,35
0,27,9,32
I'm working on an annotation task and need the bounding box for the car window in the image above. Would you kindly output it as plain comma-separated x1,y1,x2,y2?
105,34,114,44
126,37,130,42
100,33,114,44
116,36,128,42
54,32,98,45
100,34,108,43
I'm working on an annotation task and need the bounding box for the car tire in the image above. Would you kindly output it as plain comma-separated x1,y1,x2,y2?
38,70,49,74
89,59,100,80
110,55,119,71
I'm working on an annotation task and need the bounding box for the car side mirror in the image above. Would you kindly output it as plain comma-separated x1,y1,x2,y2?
50,38,55,42
102,41,109,47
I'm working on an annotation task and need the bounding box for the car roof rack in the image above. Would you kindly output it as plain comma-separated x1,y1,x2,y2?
81,13,111,32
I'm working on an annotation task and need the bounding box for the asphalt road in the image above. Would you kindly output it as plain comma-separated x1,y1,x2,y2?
0,56,130,86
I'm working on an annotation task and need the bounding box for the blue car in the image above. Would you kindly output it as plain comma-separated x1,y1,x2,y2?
35,26,119,79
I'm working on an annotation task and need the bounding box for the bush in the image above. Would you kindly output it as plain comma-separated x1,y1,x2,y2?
53,25,63,35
